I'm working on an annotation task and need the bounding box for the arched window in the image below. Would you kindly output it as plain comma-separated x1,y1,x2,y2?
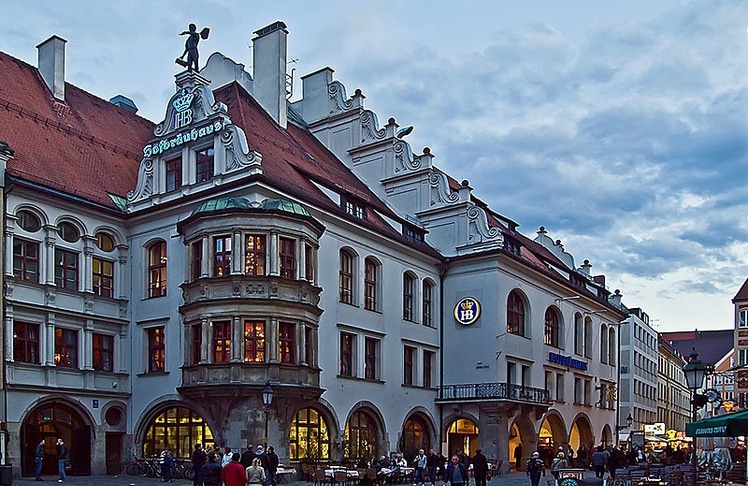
401,415,431,459
600,324,608,364
17,210,41,232
339,250,354,304
148,241,167,298
507,291,525,336
289,408,330,460
544,307,559,347
608,328,616,366
142,406,214,459
345,410,379,460
403,273,416,322
364,258,378,311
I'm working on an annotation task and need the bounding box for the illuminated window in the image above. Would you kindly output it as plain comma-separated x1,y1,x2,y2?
55,328,78,368
95,232,115,252
148,241,167,298
403,415,431,454
93,257,114,298
289,408,330,461
14,322,39,364
93,333,114,372
195,147,214,182
244,321,265,362
55,248,79,291
13,239,39,282
142,406,214,459
213,235,232,277
345,410,378,460
148,327,165,372
245,235,266,276
212,321,231,363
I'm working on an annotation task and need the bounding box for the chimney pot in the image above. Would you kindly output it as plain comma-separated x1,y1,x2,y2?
37,35,67,102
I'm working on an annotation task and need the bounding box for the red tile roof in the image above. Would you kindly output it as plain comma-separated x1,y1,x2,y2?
0,51,154,208
733,277,748,303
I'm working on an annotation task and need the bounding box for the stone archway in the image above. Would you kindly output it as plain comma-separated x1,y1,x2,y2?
539,412,568,465
21,400,93,477
508,412,536,471
569,413,594,466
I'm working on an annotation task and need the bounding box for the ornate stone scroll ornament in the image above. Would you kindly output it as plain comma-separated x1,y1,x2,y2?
429,171,459,206
176,23,210,72
394,140,423,173
221,125,262,172
466,203,503,244
126,159,154,202
328,81,353,113
360,110,386,143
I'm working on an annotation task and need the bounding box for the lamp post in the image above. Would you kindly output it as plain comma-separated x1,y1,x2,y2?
683,349,709,486
262,381,274,448
616,413,634,431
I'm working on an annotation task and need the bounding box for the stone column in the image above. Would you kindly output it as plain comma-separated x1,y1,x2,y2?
232,316,242,362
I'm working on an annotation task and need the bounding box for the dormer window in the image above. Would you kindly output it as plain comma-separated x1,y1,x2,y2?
195,147,214,183
403,225,424,243
343,198,365,219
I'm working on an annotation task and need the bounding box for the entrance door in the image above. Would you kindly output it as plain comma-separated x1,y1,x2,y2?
71,425,91,475
106,433,123,475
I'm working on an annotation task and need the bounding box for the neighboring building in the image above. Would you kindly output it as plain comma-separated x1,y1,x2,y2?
657,338,690,432
733,278,748,408
617,304,658,439
708,350,735,415
0,21,630,477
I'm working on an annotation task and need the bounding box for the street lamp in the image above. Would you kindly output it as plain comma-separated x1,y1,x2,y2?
616,413,634,431
683,348,710,485
262,381,274,448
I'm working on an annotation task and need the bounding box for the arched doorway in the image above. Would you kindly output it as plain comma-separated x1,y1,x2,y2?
289,407,332,461
345,409,382,462
539,413,568,467
400,414,432,460
141,405,214,459
569,414,594,463
446,418,478,458
22,401,91,477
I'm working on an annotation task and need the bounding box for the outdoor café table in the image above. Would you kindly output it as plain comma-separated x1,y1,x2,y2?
276,466,297,483
325,469,360,478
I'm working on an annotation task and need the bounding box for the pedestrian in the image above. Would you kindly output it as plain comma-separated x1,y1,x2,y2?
444,455,468,486
471,449,488,486
246,457,266,485
162,449,175,482
241,445,255,468
192,443,207,486
222,452,246,486
513,443,523,471
590,446,609,479
202,452,223,486
426,448,439,486
56,438,68,483
266,445,280,486
525,451,546,486
34,439,45,481
550,451,568,484
221,447,232,468
413,448,428,486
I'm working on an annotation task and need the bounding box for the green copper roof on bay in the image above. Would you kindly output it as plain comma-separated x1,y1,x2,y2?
192,197,310,216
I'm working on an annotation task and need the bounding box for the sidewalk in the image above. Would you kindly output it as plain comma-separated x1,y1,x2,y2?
12,472,540,486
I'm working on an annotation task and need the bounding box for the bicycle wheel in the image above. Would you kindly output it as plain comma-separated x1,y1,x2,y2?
173,463,184,479
184,465,195,481
125,462,139,476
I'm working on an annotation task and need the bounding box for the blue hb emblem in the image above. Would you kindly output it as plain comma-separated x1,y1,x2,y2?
454,297,481,325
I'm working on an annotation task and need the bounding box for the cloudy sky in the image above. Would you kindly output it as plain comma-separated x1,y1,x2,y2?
4,0,747,332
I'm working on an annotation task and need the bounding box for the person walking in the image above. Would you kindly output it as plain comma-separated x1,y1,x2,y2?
513,443,523,471
162,449,175,482
550,451,568,484
34,439,45,481
525,451,546,486
202,453,223,486
444,455,468,486
590,446,609,479
191,443,207,486
56,438,68,483
471,449,488,486
266,445,280,486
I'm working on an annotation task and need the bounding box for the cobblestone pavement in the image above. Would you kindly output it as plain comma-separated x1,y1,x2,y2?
12,472,550,486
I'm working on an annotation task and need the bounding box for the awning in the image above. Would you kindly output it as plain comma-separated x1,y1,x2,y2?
685,410,748,437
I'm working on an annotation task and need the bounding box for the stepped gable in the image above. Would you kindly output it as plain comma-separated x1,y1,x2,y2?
214,82,439,255
0,51,154,208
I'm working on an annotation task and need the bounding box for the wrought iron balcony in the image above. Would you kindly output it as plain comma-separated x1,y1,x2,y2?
436,382,550,405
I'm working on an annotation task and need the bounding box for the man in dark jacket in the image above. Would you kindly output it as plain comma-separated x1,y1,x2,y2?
240,445,255,468
525,452,546,486
266,446,280,486
426,448,439,486
56,438,69,482
192,443,208,486
445,455,468,486
34,439,45,481
471,449,489,486
202,452,222,486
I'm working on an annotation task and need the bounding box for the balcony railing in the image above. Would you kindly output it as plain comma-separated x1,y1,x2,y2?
436,382,550,405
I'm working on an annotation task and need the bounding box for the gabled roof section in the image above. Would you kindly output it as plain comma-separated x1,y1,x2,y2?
660,329,735,367
213,82,441,257
0,51,154,209
733,277,748,303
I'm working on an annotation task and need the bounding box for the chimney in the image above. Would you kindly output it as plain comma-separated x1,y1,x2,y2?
252,21,288,128
609,289,623,308
109,95,138,114
37,35,67,102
